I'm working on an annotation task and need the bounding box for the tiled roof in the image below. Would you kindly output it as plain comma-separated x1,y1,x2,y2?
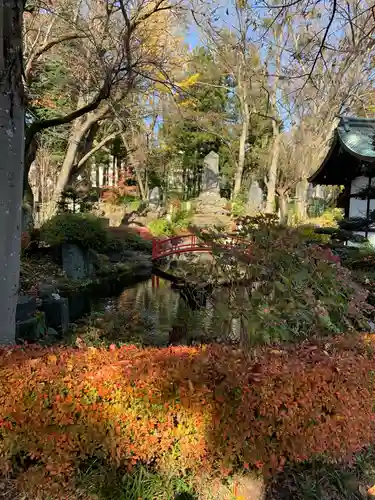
309,117,375,185
338,117,375,160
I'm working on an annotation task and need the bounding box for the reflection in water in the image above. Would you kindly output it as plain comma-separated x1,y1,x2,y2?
101,277,244,345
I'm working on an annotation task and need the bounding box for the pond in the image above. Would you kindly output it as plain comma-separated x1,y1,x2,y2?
73,274,245,346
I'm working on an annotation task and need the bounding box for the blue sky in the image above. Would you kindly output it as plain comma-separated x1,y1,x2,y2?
185,24,201,51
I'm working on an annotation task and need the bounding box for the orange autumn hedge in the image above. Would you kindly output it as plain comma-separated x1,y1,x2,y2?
1,335,375,485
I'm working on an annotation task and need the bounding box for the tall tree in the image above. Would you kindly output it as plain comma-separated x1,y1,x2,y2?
0,0,25,343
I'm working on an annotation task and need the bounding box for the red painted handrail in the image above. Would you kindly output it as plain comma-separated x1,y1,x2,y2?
151,233,251,260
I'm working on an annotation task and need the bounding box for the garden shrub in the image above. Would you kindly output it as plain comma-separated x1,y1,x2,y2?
306,207,343,228
295,225,331,245
40,213,108,251
1,336,375,494
148,209,192,237
148,218,173,236
231,193,248,218
212,215,373,343
106,228,152,254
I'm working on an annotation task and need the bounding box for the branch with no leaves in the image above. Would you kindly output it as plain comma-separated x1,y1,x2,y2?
72,131,119,176
25,33,86,80
25,76,112,151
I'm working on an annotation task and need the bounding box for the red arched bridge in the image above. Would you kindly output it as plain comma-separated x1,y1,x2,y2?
151,233,251,261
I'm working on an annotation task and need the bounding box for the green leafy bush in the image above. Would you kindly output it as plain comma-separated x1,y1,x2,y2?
213,215,373,343
172,208,192,231
106,230,152,254
148,210,192,237
295,225,331,245
307,207,343,227
148,218,173,236
40,213,108,251
231,193,248,218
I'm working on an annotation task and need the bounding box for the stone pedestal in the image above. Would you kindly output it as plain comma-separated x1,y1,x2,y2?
16,296,37,322
192,151,229,226
40,297,69,333
16,312,45,343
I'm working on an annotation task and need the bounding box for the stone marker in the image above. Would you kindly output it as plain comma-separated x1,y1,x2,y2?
61,243,93,280
202,151,220,194
149,186,160,208
247,181,264,214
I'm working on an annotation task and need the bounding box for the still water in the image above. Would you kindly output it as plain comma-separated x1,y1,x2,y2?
96,276,243,346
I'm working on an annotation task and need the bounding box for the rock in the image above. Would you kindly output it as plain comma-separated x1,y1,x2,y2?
61,243,94,280
16,312,45,342
16,296,37,322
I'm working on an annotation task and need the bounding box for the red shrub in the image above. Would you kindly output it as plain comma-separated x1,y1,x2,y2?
0,336,375,488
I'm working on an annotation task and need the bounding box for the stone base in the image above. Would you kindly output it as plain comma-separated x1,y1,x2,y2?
40,297,69,333
16,296,37,322
193,192,230,228
195,191,229,214
16,312,45,343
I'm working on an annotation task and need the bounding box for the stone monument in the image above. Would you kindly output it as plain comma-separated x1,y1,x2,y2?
61,243,94,280
201,151,220,194
194,151,229,227
149,186,160,208
247,181,264,214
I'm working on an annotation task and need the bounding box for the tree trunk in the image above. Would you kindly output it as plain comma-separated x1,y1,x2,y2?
120,132,147,200
23,133,37,211
266,124,280,213
46,105,109,218
295,179,309,221
278,191,289,225
0,0,25,344
233,93,249,198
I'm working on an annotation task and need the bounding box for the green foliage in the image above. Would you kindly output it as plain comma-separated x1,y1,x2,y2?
231,193,248,218
40,213,108,251
29,58,73,160
106,231,152,254
79,463,196,500
58,187,100,214
117,195,141,211
148,209,192,236
296,225,331,245
148,218,173,236
160,47,236,198
214,215,373,343
172,208,192,230
306,207,343,227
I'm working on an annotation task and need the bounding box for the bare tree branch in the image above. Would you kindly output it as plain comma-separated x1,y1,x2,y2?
25,33,86,80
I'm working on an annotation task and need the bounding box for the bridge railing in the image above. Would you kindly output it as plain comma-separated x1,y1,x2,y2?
152,233,252,260
152,234,211,260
